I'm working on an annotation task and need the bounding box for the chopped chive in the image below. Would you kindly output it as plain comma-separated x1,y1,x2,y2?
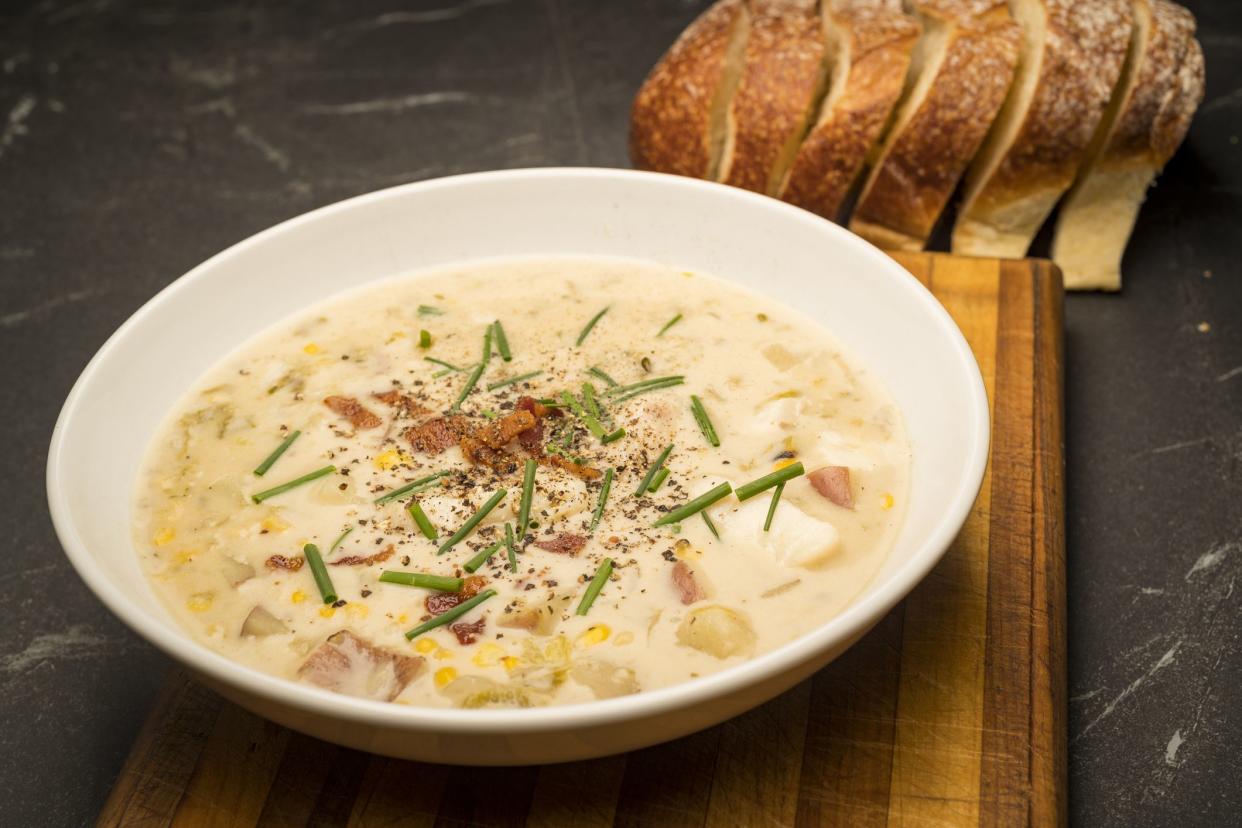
492,320,512,361
437,489,508,555
763,482,785,531
590,467,614,532
404,589,497,640
463,540,503,573
303,543,337,604
418,329,432,349
559,391,608,440
734,462,805,502
575,557,614,616
517,459,536,538
635,444,674,496
424,356,466,373
601,427,626,444
607,376,686,403
328,526,353,554
582,382,602,420
481,325,493,367
648,467,670,493
379,571,463,592
604,375,686,396
418,304,443,317
253,430,301,477
653,482,733,526
690,395,720,447
588,366,618,387
408,500,437,540
373,470,451,505
452,361,486,410
535,398,560,407
576,306,610,346
657,313,683,337
486,370,543,391
702,511,720,540
251,465,335,503
505,522,517,572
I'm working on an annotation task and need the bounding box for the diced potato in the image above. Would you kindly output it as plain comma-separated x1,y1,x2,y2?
497,594,573,636
761,344,804,372
441,675,537,709
569,659,639,699
676,606,756,659
219,555,255,586
241,605,287,637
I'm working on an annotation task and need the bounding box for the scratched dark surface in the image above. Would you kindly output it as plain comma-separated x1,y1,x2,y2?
0,1,1238,825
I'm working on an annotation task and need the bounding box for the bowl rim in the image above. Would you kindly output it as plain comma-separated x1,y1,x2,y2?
47,167,990,733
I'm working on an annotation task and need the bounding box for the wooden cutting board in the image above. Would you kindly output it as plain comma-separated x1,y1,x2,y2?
99,253,1066,828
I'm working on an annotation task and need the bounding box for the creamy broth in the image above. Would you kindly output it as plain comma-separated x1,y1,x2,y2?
134,258,910,708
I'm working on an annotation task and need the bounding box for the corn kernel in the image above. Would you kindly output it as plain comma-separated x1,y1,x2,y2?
346,603,369,619
175,549,196,564
434,648,455,660
398,613,410,625
291,590,306,604
434,667,458,688
318,606,336,618
472,642,505,667
303,343,320,355
373,448,413,471
414,638,437,654
153,528,176,547
673,539,700,560
261,515,290,533
881,493,895,510
576,624,611,648
186,592,213,613
501,656,520,672
774,458,798,471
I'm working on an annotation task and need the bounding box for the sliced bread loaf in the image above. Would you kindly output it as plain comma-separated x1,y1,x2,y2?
1051,0,1204,290
780,2,922,220
848,0,1021,251
952,0,1134,258
717,0,830,195
630,0,750,180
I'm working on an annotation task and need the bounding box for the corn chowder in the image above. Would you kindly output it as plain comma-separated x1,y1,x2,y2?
134,258,910,708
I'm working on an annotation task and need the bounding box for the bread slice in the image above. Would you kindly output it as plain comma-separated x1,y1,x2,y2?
952,1,1133,258
630,0,750,179
717,0,830,195
780,2,922,220
1051,0,1204,290
848,1,1021,251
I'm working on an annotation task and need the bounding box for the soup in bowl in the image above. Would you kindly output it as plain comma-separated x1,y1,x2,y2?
48,169,987,763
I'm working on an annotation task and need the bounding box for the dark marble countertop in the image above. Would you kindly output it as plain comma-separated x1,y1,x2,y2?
2,1,1238,824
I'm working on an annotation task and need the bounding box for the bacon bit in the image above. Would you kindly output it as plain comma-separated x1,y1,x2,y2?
425,575,487,616
265,555,304,572
672,561,706,605
450,618,486,645
324,396,382,430
459,436,519,472
540,455,602,481
808,466,854,509
372,390,430,418
329,544,395,567
477,409,537,449
515,395,561,419
404,416,470,454
517,418,544,453
533,533,588,556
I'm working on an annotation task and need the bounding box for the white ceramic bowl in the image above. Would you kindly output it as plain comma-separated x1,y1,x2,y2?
47,168,988,764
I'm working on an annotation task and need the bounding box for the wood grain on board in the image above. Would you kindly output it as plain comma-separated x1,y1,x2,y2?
98,253,1066,828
